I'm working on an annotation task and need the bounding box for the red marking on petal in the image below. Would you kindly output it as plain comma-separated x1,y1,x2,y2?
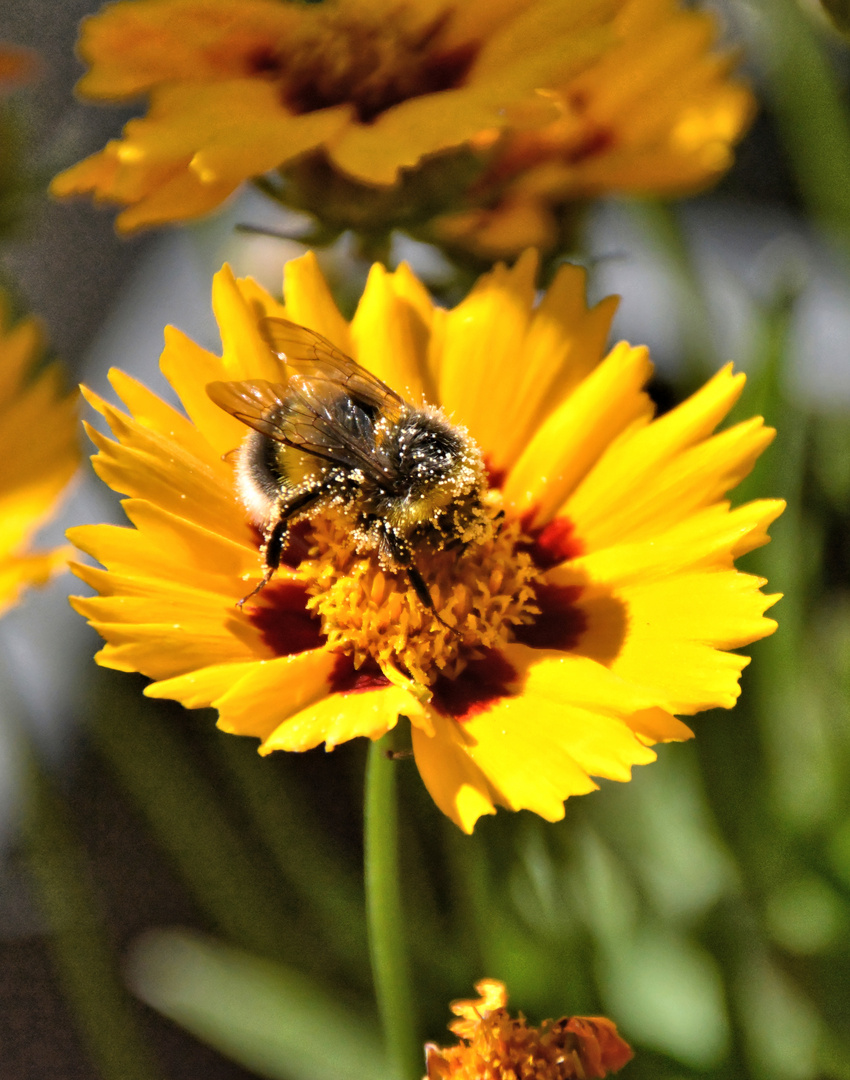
564,128,615,165
245,45,284,78
432,649,517,722
484,456,507,490
278,520,314,569
328,654,391,694
520,513,584,569
514,583,586,652
246,580,324,657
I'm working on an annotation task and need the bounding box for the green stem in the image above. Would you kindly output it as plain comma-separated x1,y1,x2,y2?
364,731,419,1080
750,0,850,247
630,199,719,384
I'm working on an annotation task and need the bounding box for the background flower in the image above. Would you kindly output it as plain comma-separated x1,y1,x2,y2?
70,251,781,832
50,0,595,230
0,293,77,615
50,0,752,249
433,0,754,259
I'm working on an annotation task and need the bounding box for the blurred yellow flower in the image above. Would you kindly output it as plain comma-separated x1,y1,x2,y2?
426,979,633,1080
50,0,751,241
51,0,611,231
70,251,782,832
436,0,755,259
0,297,78,614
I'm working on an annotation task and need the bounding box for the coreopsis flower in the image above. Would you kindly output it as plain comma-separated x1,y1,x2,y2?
69,251,782,832
434,0,755,260
50,0,752,242
0,296,78,614
425,979,633,1080
49,0,585,231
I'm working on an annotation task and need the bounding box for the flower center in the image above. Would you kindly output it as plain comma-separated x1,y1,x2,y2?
297,502,541,688
249,8,479,124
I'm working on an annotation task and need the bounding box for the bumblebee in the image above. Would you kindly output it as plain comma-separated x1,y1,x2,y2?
207,318,491,614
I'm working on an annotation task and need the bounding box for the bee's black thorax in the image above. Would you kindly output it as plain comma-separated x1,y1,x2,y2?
330,393,379,442
384,411,465,496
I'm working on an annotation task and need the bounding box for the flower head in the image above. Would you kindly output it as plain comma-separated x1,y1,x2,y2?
425,979,633,1080
51,0,750,239
434,0,755,259
70,251,782,831
51,0,594,231
0,296,78,614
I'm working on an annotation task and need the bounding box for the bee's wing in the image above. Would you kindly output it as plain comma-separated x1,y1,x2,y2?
260,317,407,418
206,380,292,443
207,376,398,480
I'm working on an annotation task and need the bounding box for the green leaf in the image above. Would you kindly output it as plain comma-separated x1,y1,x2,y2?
821,0,850,38
751,0,850,244
130,930,387,1080
91,678,293,961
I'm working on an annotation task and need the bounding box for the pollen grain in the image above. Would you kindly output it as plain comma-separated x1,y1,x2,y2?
299,507,540,686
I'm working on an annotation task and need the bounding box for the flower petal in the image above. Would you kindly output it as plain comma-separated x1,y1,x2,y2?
212,650,342,741
562,363,758,545
81,412,246,544
411,709,500,832
260,679,415,752
69,498,258,593
281,252,353,354
558,568,781,715
212,264,285,382
351,263,433,404
503,340,653,523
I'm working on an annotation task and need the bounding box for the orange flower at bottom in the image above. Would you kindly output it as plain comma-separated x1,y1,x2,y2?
426,980,633,1080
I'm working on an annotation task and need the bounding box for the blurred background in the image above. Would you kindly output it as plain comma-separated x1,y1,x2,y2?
0,1,849,1078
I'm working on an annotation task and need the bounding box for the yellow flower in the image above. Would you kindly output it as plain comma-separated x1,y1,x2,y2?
50,0,750,239
425,979,634,1080
435,0,755,259
69,251,782,832
50,0,610,231
0,296,78,614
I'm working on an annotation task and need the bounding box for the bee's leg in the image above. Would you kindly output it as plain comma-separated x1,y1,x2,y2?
406,563,436,611
406,564,459,635
236,517,289,608
261,514,289,572
376,522,457,634
238,489,322,607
